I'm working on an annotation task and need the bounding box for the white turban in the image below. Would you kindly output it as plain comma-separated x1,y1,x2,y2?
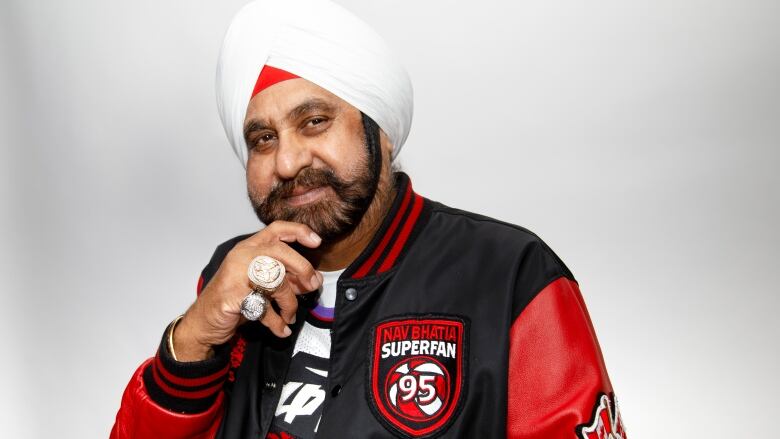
216,0,414,168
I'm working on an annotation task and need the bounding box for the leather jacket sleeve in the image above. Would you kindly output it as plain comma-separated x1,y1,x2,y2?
109,358,226,439
110,275,230,439
507,276,626,438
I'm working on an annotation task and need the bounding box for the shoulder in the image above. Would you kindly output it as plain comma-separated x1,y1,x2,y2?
428,201,545,245
424,199,575,317
425,200,569,267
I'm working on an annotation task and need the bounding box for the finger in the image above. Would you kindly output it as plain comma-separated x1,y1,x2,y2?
253,242,322,293
244,221,322,249
260,306,292,338
271,283,299,325
285,270,323,297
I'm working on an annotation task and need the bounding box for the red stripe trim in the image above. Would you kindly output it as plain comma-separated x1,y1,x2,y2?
154,353,229,388
352,184,413,278
378,193,424,274
151,363,224,400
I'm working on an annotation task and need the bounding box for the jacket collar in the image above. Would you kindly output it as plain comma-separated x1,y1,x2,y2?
342,171,432,280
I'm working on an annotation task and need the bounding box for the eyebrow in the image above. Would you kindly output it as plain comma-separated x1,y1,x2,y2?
243,97,337,142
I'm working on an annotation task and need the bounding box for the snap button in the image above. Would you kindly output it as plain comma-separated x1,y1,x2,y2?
344,287,358,301
331,384,342,397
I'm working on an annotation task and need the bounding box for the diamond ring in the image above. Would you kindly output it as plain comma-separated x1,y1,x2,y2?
240,291,268,321
247,255,286,292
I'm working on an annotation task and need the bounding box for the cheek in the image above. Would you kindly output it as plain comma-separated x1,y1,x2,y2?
246,157,275,194
313,123,366,175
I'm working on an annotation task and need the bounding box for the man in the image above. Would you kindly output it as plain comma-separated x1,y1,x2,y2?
111,0,626,438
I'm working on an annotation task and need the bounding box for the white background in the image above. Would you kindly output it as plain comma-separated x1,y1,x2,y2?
1,0,778,437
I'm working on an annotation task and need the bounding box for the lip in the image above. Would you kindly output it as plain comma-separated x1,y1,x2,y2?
284,186,330,206
290,184,323,197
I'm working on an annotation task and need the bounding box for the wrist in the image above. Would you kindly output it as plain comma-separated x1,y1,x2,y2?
143,316,231,414
172,315,215,362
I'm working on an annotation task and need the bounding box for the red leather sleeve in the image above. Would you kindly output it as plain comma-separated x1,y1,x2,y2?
109,358,225,439
507,276,626,438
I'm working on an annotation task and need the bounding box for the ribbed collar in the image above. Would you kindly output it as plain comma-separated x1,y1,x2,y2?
341,172,432,280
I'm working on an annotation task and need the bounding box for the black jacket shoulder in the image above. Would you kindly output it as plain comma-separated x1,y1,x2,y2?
426,200,575,320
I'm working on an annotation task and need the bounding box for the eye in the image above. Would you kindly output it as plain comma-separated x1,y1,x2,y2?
249,133,276,151
301,116,330,135
308,117,327,126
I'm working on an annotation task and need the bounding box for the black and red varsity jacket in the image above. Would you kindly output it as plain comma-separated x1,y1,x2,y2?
110,172,626,439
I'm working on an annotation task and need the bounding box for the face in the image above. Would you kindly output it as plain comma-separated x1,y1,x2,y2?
244,78,392,242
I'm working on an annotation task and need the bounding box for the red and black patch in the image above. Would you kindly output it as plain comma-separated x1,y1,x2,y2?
577,393,627,439
367,315,468,438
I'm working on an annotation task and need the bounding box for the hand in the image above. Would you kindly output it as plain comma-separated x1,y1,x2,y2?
173,221,324,361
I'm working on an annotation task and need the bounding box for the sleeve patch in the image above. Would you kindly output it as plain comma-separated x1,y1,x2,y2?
577,393,627,439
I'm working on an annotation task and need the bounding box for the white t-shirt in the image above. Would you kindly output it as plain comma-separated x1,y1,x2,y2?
270,268,344,438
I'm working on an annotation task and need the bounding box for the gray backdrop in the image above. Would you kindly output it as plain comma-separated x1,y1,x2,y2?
1,0,778,437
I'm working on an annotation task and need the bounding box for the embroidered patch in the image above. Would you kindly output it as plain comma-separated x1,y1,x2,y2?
577,393,627,439
367,315,468,438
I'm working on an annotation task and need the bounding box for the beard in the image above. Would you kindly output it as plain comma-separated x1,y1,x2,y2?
247,159,377,243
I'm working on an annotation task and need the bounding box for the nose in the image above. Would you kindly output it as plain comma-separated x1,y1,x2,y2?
274,131,313,180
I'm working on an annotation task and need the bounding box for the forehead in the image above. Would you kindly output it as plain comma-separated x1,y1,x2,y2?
244,78,352,125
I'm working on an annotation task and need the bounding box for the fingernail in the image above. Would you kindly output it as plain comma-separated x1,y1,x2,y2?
310,232,321,244
290,315,297,324
317,271,324,284
283,326,292,337
310,274,320,290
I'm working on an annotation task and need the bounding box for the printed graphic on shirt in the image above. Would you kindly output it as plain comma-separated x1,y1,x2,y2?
269,351,329,439
577,393,627,439
368,315,468,438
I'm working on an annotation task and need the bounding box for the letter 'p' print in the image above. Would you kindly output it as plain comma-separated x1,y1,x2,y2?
367,315,468,438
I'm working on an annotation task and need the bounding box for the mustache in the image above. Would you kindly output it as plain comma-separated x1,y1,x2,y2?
265,167,350,202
